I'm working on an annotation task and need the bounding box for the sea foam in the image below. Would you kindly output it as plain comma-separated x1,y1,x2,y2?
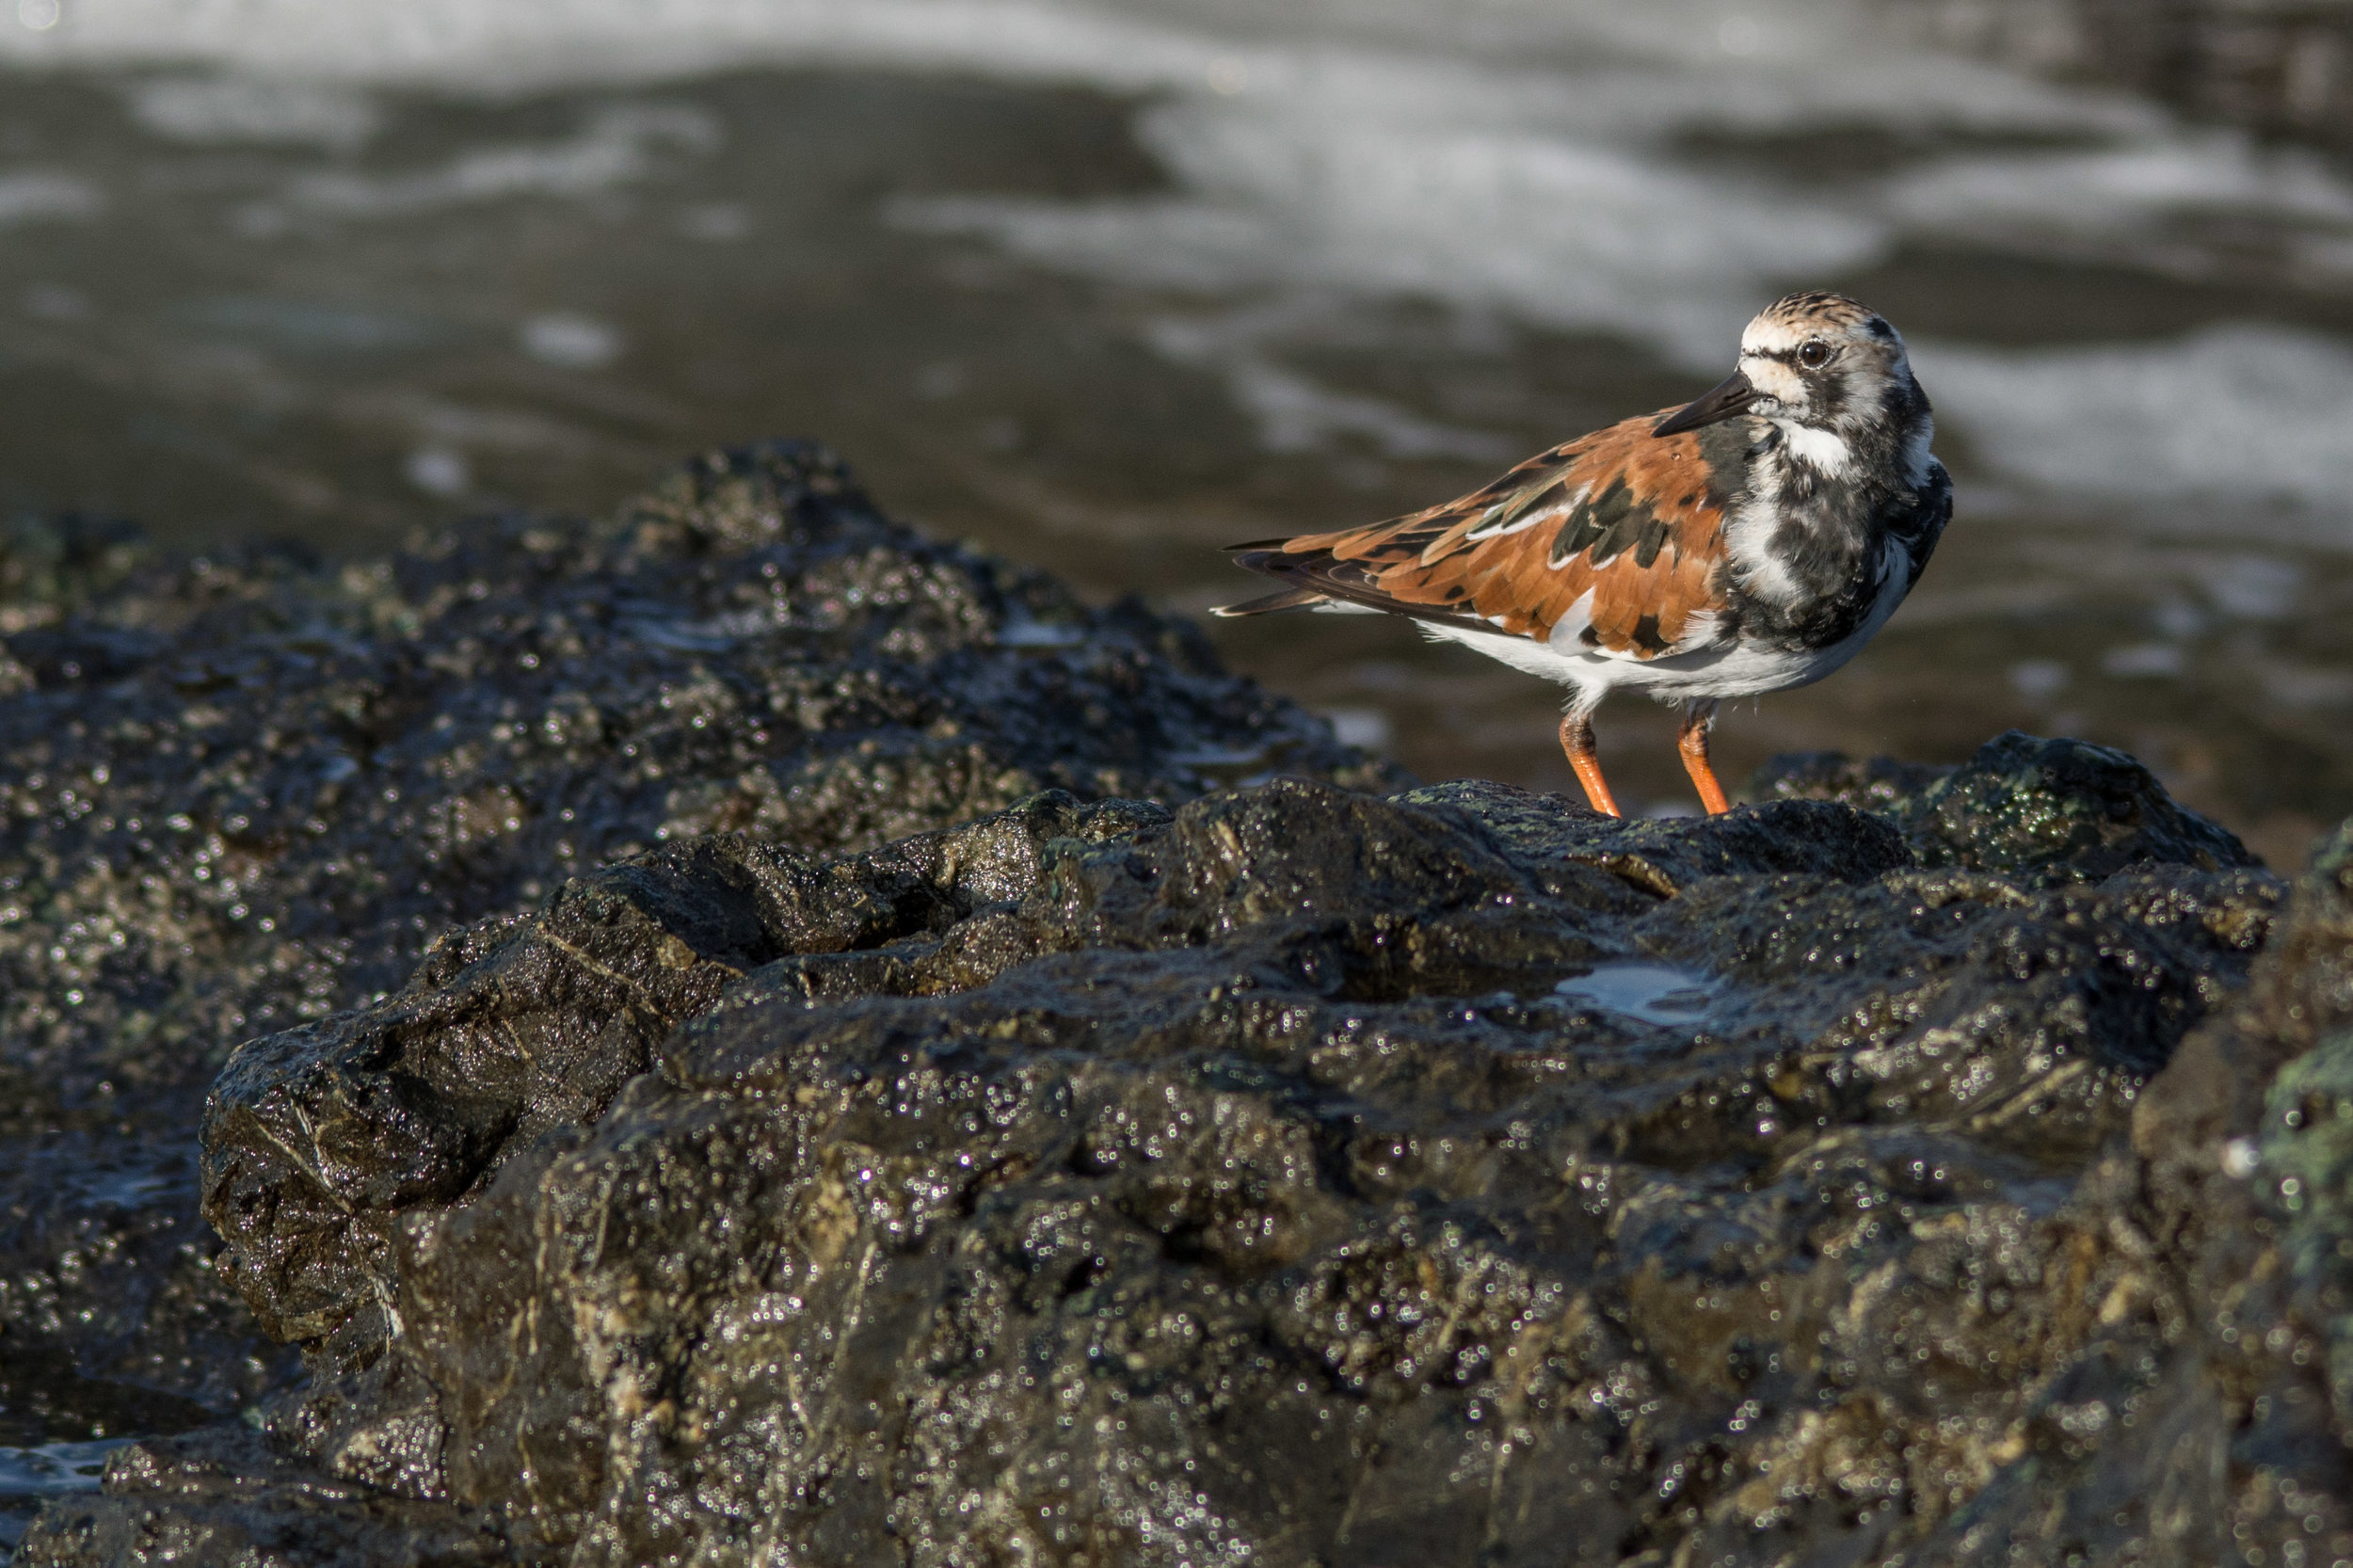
8,0,2353,519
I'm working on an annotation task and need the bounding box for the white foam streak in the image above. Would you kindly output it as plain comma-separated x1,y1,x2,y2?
1919,327,2353,513
0,0,1237,92
1886,138,2353,239
126,76,379,148
276,104,717,217
11,0,2353,516
904,88,1887,367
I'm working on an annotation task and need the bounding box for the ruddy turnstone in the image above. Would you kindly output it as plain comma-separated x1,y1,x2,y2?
1213,291,1950,816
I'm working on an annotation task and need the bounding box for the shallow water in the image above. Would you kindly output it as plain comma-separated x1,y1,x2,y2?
0,1440,123,1498
0,1440,124,1562
5,0,2353,861
1555,960,1727,1025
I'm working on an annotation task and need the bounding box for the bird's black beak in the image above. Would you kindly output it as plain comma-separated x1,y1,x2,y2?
1652,370,1758,437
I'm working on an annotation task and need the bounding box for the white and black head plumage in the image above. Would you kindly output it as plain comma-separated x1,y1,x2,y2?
1656,291,1934,485
1747,292,1928,432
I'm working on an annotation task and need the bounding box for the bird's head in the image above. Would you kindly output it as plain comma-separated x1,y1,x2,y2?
1654,291,1929,450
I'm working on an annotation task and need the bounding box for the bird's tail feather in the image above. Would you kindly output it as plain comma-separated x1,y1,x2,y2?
1209,585,1328,618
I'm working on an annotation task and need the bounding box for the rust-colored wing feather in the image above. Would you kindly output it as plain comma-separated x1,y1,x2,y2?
1225,413,1735,660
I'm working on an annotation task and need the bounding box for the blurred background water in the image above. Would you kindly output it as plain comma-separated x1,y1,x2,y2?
5,0,2353,861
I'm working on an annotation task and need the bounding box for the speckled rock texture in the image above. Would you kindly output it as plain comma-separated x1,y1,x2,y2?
39,719,2353,1567
1759,729,2257,888
0,441,1386,1557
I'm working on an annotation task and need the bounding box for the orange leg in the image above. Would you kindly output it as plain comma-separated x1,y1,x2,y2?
1559,712,1621,818
1678,703,1731,816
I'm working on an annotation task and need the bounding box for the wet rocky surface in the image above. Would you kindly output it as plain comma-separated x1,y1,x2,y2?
27,697,2353,1564
0,440,1385,1560
10,435,2353,1567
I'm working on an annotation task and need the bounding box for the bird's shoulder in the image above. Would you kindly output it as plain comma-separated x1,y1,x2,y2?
1243,412,1741,659
1880,455,1954,592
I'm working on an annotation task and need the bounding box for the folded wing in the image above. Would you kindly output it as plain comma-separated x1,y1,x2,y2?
1221,413,1735,660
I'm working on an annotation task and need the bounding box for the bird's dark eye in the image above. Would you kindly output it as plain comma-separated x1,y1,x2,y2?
1798,340,1832,368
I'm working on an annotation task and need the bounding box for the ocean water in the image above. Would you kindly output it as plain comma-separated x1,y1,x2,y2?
5,0,2353,856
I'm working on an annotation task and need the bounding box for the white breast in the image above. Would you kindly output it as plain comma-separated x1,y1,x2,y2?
1776,422,1852,477
1722,464,1803,608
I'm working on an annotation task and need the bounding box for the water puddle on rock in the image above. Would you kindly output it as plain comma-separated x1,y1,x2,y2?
1554,962,1728,1027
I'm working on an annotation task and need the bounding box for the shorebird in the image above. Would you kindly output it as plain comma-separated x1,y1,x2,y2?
1213,291,1951,816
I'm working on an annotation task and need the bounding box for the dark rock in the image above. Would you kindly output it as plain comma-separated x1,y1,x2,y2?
0,440,1387,1546
1912,815,2353,1565
8,432,2337,1566
1901,730,2261,888
126,751,2311,1566
0,514,150,635
200,792,1168,1365
1760,729,2261,888
16,1427,509,1567
1749,749,1953,814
